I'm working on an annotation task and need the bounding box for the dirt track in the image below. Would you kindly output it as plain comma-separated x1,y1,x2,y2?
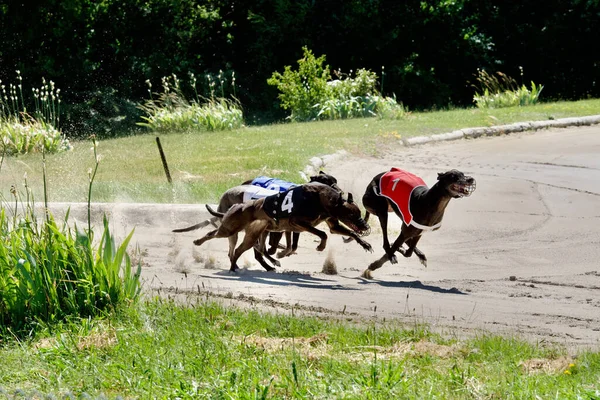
59,125,600,350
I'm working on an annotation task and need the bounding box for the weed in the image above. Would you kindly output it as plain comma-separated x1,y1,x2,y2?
472,68,543,108
138,73,244,132
0,72,70,155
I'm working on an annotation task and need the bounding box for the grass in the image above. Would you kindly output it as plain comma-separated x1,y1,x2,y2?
1,98,599,205
0,297,598,398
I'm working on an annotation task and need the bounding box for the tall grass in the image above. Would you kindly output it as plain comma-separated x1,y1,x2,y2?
138,73,244,132
0,72,71,155
473,68,543,108
0,139,141,338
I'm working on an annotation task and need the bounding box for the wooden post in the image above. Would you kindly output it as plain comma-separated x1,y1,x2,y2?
155,137,172,184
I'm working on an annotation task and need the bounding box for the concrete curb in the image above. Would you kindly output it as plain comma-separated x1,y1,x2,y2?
301,114,600,178
403,114,600,147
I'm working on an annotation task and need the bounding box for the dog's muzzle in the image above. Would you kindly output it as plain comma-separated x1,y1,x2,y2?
454,178,476,198
355,218,371,237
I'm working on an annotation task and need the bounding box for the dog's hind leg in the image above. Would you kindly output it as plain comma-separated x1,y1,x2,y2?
255,231,280,270
276,231,295,258
228,233,238,260
229,221,269,272
253,248,277,271
193,229,221,247
398,235,427,267
267,232,283,255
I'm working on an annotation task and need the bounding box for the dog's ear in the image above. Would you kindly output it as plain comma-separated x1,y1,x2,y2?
437,172,444,180
347,192,354,204
319,170,325,175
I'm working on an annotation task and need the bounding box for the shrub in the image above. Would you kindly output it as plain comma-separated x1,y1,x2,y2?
138,73,244,132
267,47,332,121
0,72,71,155
269,49,408,121
472,69,544,108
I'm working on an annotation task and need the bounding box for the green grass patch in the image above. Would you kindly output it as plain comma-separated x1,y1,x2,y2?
0,298,598,398
1,99,599,204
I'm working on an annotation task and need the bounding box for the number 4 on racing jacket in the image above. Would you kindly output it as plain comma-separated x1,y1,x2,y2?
262,185,322,221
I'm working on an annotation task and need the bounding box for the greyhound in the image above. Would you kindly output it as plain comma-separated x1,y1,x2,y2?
361,168,476,278
173,172,340,261
242,171,342,256
193,182,372,272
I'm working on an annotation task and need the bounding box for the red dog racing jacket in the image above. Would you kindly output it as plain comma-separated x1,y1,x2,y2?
378,168,441,230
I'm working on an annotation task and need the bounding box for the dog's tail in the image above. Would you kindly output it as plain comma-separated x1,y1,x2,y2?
172,217,218,233
206,204,225,219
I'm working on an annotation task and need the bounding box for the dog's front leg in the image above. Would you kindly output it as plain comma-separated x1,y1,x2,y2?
291,222,328,251
326,220,373,252
375,212,396,261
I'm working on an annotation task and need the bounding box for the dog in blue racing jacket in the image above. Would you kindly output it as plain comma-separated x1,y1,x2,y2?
242,171,342,256
192,182,372,272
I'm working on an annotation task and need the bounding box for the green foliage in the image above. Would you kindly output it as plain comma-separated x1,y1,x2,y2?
473,69,544,109
0,72,71,155
0,139,141,337
267,46,332,121
0,207,141,335
269,49,408,121
138,74,244,132
1,299,600,398
1,0,599,133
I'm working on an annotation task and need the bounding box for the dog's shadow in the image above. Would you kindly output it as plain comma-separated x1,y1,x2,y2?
356,277,467,295
199,269,359,291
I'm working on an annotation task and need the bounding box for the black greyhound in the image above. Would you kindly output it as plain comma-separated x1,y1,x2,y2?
242,171,342,257
361,168,476,278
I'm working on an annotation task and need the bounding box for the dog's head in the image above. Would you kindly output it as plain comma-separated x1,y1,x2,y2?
309,171,342,193
333,192,371,236
437,169,476,198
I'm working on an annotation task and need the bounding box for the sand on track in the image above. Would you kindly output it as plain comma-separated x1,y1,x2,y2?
54,125,600,350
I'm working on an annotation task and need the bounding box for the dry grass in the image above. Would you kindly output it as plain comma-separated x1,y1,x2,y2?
519,356,574,375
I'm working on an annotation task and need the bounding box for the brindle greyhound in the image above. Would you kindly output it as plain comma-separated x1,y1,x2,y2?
242,171,342,256
361,168,475,278
173,172,340,262
194,182,372,272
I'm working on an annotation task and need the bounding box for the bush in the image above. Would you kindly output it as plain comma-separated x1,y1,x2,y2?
472,69,544,109
138,73,244,132
269,49,408,121
267,47,332,121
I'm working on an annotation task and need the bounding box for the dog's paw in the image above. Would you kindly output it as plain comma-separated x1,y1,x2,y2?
316,243,326,252
389,254,398,264
277,249,292,258
361,269,374,279
419,258,427,268
362,242,373,253
193,239,203,246
342,236,353,244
